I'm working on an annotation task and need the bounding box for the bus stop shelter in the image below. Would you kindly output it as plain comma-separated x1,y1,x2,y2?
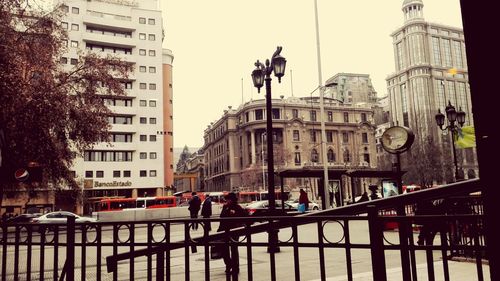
277,168,406,209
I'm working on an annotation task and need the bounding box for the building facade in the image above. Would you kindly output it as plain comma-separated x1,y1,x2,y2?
325,73,378,106
386,0,478,180
58,0,175,213
202,97,377,200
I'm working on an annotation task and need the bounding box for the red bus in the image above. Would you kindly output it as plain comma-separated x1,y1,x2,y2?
136,196,177,209
238,191,260,204
98,198,136,211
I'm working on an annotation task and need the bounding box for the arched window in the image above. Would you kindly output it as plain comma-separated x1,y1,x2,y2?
311,149,319,163
327,149,336,163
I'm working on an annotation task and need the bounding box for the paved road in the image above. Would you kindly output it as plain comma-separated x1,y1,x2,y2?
1,220,490,281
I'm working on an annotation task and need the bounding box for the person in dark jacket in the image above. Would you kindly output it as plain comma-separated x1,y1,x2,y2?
357,192,370,203
217,192,247,275
298,188,309,211
188,192,201,230
201,196,212,231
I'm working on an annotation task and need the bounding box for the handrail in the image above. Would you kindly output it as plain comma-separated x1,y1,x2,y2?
106,178,481,273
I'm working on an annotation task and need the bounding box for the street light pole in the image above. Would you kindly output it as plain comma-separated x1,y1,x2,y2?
261,132,266,191
435,101,466,181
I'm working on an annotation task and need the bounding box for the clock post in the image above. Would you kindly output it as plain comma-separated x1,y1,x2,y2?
380,125,415,281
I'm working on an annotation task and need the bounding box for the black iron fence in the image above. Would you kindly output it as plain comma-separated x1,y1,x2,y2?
0,179,488,281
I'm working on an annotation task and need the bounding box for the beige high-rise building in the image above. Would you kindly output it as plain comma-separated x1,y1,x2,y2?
386,0,478,180
202,96,377,199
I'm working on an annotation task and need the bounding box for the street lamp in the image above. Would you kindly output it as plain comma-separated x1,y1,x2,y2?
251,46,286,213
435,101,466,181
261,132,266,191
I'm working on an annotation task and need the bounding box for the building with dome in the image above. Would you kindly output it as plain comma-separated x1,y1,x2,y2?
386,0,478,181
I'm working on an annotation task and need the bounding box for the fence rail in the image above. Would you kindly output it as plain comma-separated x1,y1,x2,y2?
0,179,488,281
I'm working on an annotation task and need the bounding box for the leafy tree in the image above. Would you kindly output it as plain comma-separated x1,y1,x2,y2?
0,1,132,206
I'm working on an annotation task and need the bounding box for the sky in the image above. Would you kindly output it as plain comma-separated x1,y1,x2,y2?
160,0,463,149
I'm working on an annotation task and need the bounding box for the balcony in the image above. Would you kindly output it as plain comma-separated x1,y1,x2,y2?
109,105,136,116
91,142,136,151
83,11,135,32
82,32,135,49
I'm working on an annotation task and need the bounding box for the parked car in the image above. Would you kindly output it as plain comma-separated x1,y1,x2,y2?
32,211,97,224
5,213,41,224
245,200,297,217
285,199,320,211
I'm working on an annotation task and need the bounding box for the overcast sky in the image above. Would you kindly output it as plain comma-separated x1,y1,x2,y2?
160,0,463,148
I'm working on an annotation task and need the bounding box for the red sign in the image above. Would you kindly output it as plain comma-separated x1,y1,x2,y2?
14,168,29,182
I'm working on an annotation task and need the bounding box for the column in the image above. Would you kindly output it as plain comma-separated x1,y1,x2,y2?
251,130,256,165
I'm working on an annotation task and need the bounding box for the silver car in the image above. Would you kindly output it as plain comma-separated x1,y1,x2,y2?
33,211,97,224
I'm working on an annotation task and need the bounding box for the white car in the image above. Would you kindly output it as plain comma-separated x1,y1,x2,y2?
286,199,320,211
32,211,97,224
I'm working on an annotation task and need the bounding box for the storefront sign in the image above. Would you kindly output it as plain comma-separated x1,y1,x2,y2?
94,181,132,187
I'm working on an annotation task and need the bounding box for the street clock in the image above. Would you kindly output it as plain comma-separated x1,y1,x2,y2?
381,126,415,154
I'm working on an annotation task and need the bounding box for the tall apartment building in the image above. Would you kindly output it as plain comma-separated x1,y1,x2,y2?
386,0,478,180
58,0,174,213
202,97,377,199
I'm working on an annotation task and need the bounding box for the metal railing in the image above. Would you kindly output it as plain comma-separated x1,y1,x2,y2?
0,179,488,281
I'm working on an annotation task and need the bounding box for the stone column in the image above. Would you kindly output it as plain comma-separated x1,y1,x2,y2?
251,130,256,165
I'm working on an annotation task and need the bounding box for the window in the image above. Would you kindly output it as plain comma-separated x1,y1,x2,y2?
292,109,299,118
361,113,367,122
327,149,336,163
60,5,69,12
139,49,146,56
150,170,157,177
149,100,156,107
149,67,156,73
255,109,263,120
150,152,157,159
310,110,317,121
85,171,93,178
140,100,147,107
139,66,146,72
148,34,155,41
149,135,156,142
293,130,300,141
140,152,147,159
326,131,333,143
71,24,79,31
71,7,79,14
343,112,349,123
149,50,156,56
112,133,132,142
140,83,147,89
60,57,68,64
328,111,333,122
294,152,301,166
113,170,120,178
363,153,370,164
70,58,78,65
149,83,156,90
110,116,132,124
342,132,349,143
140,170,147,177
140,135,147,141
149,118,156,124
311,149,319,163
96,171,104,178
139,17,146,24
140,117,147,124
139,33,146,40
61,22,68,29
123,170,131,177
310,130,317,143
71,41,78,47
362,132,368,143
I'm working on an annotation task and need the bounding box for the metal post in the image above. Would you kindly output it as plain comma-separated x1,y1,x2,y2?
450,129,460,181
265,77,275,211
66,216,76,281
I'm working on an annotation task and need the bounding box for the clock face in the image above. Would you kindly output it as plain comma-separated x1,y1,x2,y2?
381,126,414,154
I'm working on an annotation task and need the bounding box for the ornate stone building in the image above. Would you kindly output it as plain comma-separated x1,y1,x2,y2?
202,96,377,197
386,0,478,180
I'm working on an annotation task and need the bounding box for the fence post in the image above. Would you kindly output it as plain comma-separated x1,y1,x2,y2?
66,216,75,281
368,205,387,281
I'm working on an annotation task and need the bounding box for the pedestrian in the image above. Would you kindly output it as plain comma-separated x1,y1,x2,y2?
217,192,247,275
201,196,212,232
298,188,309,212
415,199,443,245
188,192,201,230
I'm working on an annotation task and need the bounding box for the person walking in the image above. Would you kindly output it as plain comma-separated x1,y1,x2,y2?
217,192,247,275
201,196,212,232
298,188,309,212
188,192,201,230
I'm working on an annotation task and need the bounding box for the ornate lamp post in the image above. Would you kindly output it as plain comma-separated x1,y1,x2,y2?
251,46,286,213
435,101,467,181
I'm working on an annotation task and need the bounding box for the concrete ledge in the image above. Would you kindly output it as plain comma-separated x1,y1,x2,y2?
95,205,223,222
